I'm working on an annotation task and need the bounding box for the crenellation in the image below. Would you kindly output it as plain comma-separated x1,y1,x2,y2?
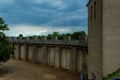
26,36,30,40
32,36,38,40
18,36,23,40
41,36,47,40
63,36,71,41
51,36,58,40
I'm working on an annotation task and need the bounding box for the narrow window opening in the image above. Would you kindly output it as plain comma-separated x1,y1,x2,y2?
94,1,96,19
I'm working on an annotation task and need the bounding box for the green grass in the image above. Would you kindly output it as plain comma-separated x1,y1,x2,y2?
103,68,120,80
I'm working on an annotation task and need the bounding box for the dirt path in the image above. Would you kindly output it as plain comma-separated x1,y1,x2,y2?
0,59,79,80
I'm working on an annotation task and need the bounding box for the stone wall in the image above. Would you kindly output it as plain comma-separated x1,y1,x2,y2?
9,37,88,74
88,0,120,79
87,0,103,79
103,0,120,77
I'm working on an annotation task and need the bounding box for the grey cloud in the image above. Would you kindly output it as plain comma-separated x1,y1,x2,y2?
0,0,88,36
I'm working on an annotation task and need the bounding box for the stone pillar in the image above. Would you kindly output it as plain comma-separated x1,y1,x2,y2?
13,44,21,60
77,50,83,72
55,47,60,68
26,37,30,40
47,47,50,65
49,47,55,66
14,44,19,59
51,36,58,40
28,45,33,61
21,44,27,60
41,36,47,40
82,50,88,73
38,46,43,64
32,46,39,63
32,45,37,62
63,36,71,41
41,46,48,65
27,45,37,62
32,36,38,40
70,47,77,73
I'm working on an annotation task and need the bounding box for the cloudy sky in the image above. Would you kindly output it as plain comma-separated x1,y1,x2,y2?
0,0,88,36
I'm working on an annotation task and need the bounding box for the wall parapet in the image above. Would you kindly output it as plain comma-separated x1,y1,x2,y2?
8,37,88,47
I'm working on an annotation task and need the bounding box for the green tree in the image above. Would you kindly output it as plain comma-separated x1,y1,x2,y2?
18,34,23,37
47,34,52,40
58,34,65,40
0,18,9,31
37,36,41,40
47,32,59,40
65,33,71,36
72,31,86,40
52,32,59,37
0,17,14,65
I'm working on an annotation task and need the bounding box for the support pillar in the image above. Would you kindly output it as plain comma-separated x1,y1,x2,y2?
14,45,18,59
41,46,48,65
55,47,60,68
21,44,27,60
32,45,37,62
82,50,88,73
70,47,77,73
77,50,83,73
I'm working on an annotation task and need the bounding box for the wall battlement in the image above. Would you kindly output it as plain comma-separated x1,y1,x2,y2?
8,36,88,47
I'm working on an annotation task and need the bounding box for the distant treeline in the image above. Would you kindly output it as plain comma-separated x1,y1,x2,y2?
19,31,87,40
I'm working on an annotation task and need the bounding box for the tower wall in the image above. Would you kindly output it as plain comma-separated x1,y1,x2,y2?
103,0,120,76
88,0,103,79
88,0,120,79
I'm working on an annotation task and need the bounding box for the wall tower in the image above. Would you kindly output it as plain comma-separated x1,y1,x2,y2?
87,0,120,80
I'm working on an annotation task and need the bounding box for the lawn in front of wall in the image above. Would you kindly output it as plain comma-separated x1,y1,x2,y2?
103,68,120,80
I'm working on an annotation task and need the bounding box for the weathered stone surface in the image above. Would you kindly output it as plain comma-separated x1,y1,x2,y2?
11,34,88,75
88,0,103,79
12,43,87,74
14,45,21,59
55,47,60,68
21,45,27,60
103,0,120,76
70,47,77,73
88,0,120,80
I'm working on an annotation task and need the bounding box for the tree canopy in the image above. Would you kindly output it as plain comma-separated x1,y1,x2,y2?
46,31,86,40
24,31,87,40
0,17,13,65
0,17,9,31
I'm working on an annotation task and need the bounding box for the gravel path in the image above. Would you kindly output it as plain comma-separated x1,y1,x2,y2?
0,59,79,80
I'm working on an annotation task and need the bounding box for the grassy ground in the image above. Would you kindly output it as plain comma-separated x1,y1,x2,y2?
103,68,120,80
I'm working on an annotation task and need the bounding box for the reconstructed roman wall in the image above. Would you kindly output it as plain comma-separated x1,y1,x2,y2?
87,0,103,79
9,36,88,74
103,0,120,76
88,0,120,79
